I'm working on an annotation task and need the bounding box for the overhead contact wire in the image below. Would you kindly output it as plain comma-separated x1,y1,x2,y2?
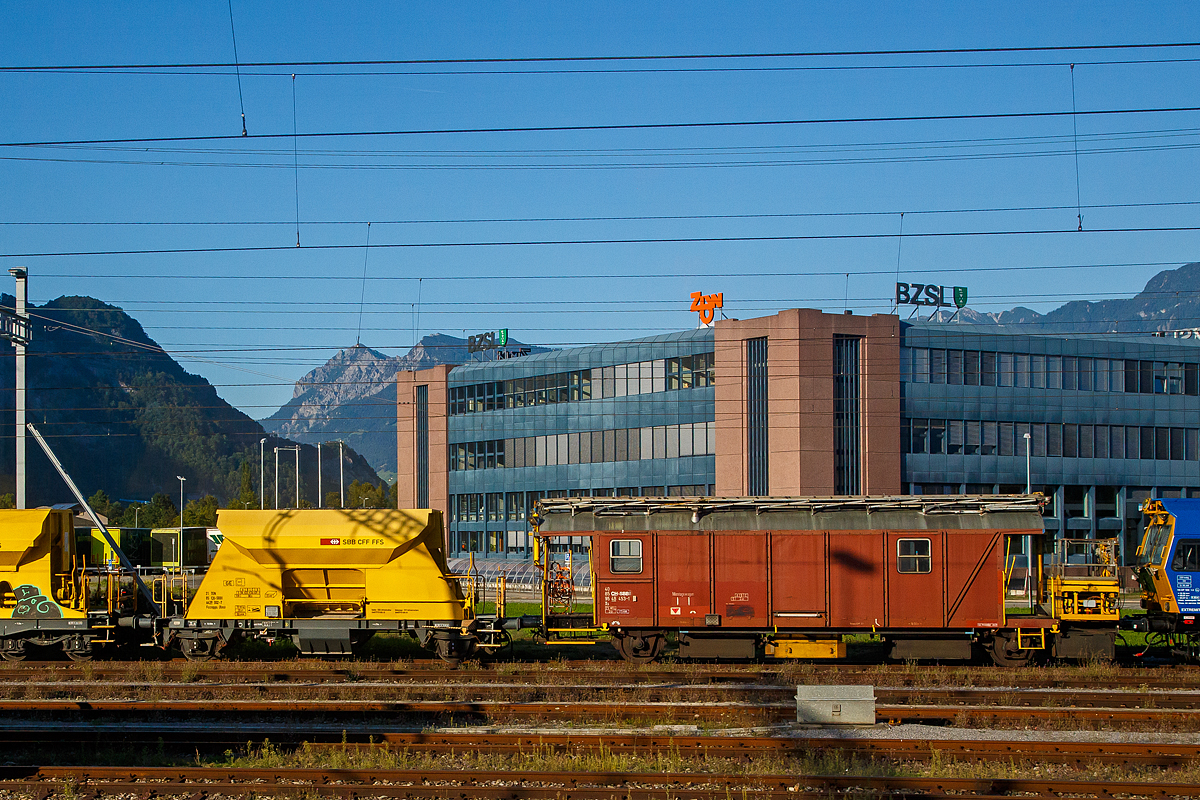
1071,64,1083,231
227,0,247,136
7,104,1200,149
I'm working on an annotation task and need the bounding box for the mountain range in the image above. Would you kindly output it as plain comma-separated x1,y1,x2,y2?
3,262,1199,501
261,262,1200,477
931,261,1200,333
261,334,549,478
0,296,382,508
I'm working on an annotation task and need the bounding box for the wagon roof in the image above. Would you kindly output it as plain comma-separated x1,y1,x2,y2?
534,495,1045,533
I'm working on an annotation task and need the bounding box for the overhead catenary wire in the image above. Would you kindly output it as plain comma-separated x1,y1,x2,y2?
7,103,1200,149
4,40,1200,72
5,198,1200,226
356,222,370,345
1070,63,1084,231
291,73,300,246
4,223,1200,259
227,0,247,136
14,55,1200,78
13,259,1194,280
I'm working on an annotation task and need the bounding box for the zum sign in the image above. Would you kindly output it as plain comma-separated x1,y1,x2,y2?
690,291,723,324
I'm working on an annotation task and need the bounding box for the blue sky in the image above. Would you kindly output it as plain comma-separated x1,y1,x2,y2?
1,2,1199,415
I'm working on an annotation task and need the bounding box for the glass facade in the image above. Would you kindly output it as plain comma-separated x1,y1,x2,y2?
430,314,1200,566
445,327,716,558
747,337,769,496
902,321,1200,563
833,336,862,495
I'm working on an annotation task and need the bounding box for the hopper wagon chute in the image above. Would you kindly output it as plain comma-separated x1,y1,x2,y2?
168,508,493,662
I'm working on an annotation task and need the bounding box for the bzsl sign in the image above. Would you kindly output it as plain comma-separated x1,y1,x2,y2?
895,282,968,309
468,328,508,353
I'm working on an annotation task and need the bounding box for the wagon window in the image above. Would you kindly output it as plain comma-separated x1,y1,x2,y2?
610,539,642,574
897,538,932,574
1171,539,1200,572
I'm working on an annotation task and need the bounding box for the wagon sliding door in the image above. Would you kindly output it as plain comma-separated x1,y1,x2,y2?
945,531,1004,628
828,532,886,628
713,532,768,628
655,534,711,625
770,532,827,628
886,531,944,627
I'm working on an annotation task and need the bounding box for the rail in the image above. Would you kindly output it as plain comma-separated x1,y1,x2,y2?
0,765,1196,800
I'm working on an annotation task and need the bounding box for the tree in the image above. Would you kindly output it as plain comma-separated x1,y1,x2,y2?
347,479,388,508
183,495,219,527
0,494,14,510
87,489,111,516
114,502,146,528
231,461,258,509
325,491,342,509
140,493,178,528
87,489,124,525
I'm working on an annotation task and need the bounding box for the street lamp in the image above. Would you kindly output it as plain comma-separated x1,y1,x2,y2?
7,269,28,509
176,475,186,528
1023,432,1032,494
259,438,267,510
274,446,301,508
321,441,345,510
338,440,344,509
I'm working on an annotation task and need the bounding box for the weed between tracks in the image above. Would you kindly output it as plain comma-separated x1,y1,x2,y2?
5,733,1200,790
204,737,1200,787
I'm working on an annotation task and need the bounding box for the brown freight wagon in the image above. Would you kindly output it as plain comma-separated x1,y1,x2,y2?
533,495,1111,664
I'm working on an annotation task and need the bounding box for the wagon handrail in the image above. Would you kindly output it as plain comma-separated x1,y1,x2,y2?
536,494,1045,518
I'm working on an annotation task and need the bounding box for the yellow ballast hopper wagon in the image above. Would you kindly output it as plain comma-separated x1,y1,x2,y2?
0,509,126,661
167,508,481,662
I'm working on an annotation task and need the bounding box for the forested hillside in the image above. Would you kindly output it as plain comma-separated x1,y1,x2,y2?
0,295,382,509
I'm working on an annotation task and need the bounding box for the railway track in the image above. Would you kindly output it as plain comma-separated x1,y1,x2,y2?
1,765,1195,799
0,697,1195,725
3,680,1198,710
5,660,1200,690
0,725,1195,766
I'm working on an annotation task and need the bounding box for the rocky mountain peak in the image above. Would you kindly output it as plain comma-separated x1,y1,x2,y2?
292,344,395,404
262,332,550,476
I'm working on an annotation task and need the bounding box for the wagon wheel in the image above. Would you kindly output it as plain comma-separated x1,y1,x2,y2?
64,647,93,663
179,635,225,663
0,644,26,663
989,632,1032,667
433,635,477,668
613,631,666,665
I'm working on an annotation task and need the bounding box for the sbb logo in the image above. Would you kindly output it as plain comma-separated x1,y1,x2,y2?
320,538,341,546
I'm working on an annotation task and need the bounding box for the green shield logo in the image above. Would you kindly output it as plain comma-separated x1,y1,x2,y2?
953,287,968,309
